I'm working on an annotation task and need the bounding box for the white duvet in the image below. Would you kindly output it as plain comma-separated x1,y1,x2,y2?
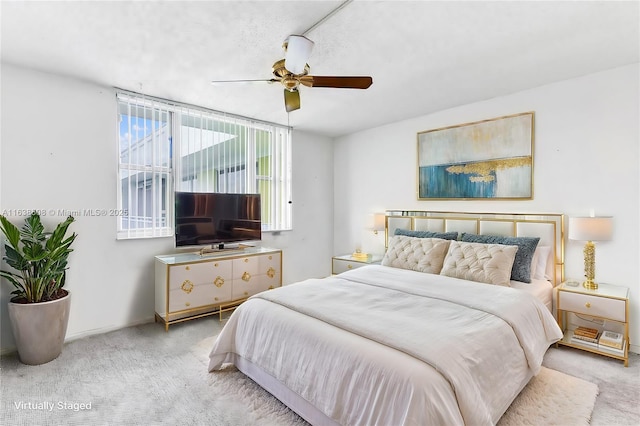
209,265,562,425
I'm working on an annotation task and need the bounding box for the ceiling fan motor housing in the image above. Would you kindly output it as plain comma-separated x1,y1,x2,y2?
273,59,310,90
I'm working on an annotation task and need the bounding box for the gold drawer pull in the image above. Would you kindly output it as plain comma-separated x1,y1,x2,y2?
214,263,218,267
185,266,190,271
267,267,276,278
244,291,249,296
244,258,249,263
214,276,225,288
347,264,353,269
268,255,272,260
268,285,274,290
181,280,194,294
585,302,591,308
214,297,219,302
242,272,251,282
185,302,190,307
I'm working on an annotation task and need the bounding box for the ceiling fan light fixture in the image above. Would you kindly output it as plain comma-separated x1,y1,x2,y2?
284,35,314,75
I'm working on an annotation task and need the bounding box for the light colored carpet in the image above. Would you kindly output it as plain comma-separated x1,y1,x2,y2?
196,336,598,426
2,318,636,425
496,367,597,426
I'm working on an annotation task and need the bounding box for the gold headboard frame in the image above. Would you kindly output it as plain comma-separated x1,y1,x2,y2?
384,210,565,286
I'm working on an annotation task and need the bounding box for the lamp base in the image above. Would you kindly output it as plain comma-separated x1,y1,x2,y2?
583,279,598,290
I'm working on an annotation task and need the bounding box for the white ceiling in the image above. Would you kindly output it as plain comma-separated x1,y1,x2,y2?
1,1,638,137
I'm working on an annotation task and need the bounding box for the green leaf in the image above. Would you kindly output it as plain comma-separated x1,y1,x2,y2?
20,212,46,245
0,215,21,249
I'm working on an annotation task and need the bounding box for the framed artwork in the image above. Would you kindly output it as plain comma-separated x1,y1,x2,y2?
417,112,534,200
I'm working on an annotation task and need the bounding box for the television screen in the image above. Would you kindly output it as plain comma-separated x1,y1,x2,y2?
175,192,261,248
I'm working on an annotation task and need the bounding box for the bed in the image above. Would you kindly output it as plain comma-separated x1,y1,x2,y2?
208,211,565,425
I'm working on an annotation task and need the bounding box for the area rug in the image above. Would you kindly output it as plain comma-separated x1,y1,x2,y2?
194,336,599,425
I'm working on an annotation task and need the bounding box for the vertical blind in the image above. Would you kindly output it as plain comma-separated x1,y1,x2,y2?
116,91,292,240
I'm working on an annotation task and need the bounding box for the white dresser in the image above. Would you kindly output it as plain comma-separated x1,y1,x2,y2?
155,247,282,330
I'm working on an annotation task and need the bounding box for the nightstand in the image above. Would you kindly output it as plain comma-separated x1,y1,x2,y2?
332,254,383,275
557,281,629,366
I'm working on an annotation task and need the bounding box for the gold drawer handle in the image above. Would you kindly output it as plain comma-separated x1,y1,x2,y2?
244,291,249,296
347,264,353,269
244,258,249,263
185,266,190,271
585,302,591,308
268,255,272,260
214,263,218,267
185,302,190,307
242,272,251,282
181,280,194,294
214,297,219,302
214,276,225,288
268,285,274,290
267,267,276,278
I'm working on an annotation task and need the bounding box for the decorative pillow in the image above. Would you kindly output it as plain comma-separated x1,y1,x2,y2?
440,240,519,287
394,228,459,241
531,245,552,281
460,233,539,283
382,235,451,274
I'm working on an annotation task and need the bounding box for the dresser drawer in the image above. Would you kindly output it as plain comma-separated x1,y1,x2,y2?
558,291,626,322
259,252,281,273
168,283,230,312
168,260,232,290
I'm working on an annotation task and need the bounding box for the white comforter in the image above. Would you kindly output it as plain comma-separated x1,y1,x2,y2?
209,265,562,425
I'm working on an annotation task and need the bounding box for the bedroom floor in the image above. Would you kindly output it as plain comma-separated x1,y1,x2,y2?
1,317,638,425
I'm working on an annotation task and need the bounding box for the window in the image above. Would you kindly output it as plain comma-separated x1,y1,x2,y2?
117,91,292,240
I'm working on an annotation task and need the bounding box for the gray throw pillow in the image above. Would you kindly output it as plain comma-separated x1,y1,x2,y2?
394,228,458,241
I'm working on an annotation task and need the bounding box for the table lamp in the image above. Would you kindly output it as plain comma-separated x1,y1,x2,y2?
568,216,612,290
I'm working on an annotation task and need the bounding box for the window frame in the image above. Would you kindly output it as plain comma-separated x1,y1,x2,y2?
116,90,292,240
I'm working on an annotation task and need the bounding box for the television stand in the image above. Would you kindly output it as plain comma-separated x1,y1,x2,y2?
154,247,282,330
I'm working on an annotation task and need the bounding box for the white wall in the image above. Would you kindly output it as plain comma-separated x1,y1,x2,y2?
0,64,334,352
333,64,640,353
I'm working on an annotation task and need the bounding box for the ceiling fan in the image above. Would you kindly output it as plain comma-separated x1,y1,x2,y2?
212,35,373,113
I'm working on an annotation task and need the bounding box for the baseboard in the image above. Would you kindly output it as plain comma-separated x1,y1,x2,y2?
64,316,156,343
0,316,156,357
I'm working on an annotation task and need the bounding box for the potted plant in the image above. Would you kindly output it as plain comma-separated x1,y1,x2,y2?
0,212,76,365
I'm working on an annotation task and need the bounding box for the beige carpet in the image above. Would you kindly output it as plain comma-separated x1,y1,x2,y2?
195,336,599,426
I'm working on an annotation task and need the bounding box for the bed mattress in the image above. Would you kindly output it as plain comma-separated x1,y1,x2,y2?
511,278,554,311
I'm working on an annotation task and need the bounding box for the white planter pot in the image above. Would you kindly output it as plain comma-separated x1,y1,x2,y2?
8,291,71,365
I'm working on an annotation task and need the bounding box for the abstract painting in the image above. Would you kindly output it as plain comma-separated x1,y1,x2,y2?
417,112,534,200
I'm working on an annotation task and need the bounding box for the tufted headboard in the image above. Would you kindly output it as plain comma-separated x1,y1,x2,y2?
384,210,565,286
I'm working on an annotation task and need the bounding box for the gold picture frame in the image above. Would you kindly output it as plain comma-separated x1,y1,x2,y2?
417,112,534,200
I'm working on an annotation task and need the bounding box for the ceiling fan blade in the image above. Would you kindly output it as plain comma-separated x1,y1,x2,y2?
284,89,300,112
284,35,314,75
298,76,373,89
211,79,279,85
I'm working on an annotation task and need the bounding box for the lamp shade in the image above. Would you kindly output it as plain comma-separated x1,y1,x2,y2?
373,213,386,232
284,35,314,75
568,217,613,241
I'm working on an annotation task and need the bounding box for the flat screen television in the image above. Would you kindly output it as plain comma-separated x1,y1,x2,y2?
174,192,261,248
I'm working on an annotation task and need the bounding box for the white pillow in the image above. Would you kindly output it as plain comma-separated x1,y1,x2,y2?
382,235,451,274
531,245,552,280
440,240,519,287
